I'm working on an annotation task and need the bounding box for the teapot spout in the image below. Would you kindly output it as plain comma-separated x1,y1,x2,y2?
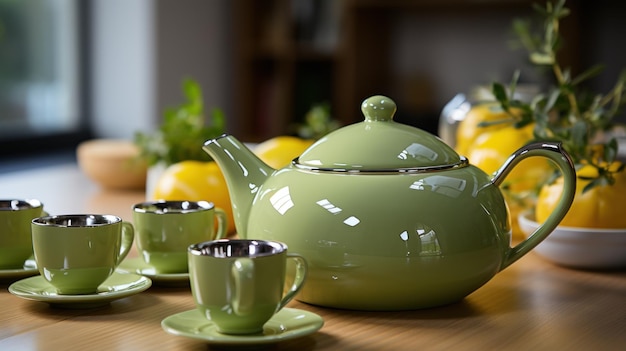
203,134,275,236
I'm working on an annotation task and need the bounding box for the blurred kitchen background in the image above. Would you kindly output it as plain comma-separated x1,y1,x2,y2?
1,0,625,172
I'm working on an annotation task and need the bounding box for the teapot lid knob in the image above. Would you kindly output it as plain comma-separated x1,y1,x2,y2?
361,95,397,122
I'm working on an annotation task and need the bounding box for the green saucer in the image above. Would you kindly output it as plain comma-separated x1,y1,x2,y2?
117,257,189,287
161,307,324,345
0,258,38,282
8,272,151,308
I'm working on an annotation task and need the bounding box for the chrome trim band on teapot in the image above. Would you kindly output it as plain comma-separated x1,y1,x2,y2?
292,156,470,174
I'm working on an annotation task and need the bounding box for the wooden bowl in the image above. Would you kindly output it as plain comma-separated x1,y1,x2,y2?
77,139,147,190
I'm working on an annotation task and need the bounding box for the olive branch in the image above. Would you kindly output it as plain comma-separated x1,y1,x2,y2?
490,0,626,192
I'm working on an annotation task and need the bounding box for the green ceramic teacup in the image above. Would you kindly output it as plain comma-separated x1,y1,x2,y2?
133,200,228,274
188,239,308,335
31,214,134,295
0,199,47,269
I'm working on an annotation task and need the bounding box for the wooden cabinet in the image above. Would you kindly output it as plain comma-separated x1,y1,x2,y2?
231,0,340,141
232,0,399,141
232,0,616,142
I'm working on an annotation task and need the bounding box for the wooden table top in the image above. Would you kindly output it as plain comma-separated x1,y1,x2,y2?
1,163,625,350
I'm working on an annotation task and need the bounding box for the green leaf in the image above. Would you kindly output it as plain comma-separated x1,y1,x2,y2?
544,89,560,113
571,64,605,86
582,175,609,194
544,21,555,49
559,81,574,96
554,0,570,18
508,70,521,98
512,19,536,51
531,3,548,17
570,120,587,146
492,82,509,106
604,138,618,164
529,52,554,65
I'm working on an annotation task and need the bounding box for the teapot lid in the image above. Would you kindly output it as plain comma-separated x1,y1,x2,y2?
295,95,465,172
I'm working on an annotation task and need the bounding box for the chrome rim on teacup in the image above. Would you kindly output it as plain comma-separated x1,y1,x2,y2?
32,214,121,227
133,200,215,214
0,199,42,211
189,239,287,258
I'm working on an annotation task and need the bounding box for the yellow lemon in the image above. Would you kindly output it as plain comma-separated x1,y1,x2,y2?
153,161,236,234
455,103,517,156
466,124,551,192
466,124,552,238
254,136,315,169
536,163,626,229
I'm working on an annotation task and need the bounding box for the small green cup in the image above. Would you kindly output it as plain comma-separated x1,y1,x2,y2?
0,199,46,269
31,214,134,295
133,200,228,274
188,239,308,335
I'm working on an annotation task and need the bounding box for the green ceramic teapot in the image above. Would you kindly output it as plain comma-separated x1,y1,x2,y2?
203,95,576,311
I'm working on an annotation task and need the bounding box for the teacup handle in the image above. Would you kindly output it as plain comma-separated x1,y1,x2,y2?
214,208,228,240
116,221,135,266
491,142,576,270
278,253,308,310
231,258,255,316
230,254,308,315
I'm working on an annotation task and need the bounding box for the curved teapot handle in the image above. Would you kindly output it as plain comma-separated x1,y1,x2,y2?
491,142,576,270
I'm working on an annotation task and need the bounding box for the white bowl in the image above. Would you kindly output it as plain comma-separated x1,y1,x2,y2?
518,212,626,270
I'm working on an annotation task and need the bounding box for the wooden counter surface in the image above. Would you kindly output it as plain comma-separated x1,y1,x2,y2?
1,164,625,350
